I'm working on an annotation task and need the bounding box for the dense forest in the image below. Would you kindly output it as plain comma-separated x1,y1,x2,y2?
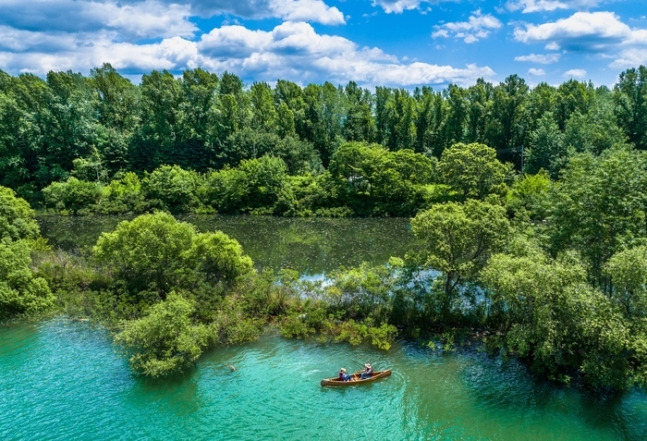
0,64,645,213
2,65,647,391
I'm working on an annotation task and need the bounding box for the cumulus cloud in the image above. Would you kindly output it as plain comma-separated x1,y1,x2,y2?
0,18,494,87
270,0,345,24
196,21,493,86
0,0,196,39
610,48,647,69
514,12,631,51
514,11,647,70
528,68,546,76
432,10,502,44
162,0,345,24
371,0,426,13
507,0,602,13
515,53,561,64
564,68,587,78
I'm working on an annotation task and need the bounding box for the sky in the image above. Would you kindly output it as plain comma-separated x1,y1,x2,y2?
0,0,646,89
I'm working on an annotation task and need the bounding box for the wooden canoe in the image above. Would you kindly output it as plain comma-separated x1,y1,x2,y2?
320,369,392,386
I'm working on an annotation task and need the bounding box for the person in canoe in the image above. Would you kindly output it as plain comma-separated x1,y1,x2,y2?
339,367,351,381
360,363,373,379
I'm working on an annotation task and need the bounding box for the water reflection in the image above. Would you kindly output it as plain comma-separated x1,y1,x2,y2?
37,214,419,273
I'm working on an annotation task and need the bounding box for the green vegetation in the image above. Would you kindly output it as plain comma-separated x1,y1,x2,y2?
2,66,647,392
0,186,53,319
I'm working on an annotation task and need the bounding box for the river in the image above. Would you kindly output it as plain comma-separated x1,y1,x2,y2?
1,319,646,440
0,215,645,440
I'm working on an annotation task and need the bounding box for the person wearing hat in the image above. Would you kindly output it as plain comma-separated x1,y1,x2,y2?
360,363,373,379
338,367,351,381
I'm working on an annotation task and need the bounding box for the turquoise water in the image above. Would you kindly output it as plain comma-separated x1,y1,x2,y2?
2,319,646,441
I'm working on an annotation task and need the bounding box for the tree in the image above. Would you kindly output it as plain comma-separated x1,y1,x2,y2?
0,239,54,319
613,66,647,150
249,82,277,133
483,250,637,389
41,177,102,214
89,63,139,174
505,170,552,221
413,87,445,156
329,142,433,216
115,292,209,377
93,212,253,303
444,84,467,145
0,186,40,241
549,147,647,289
133,70,183,171
342,81,375,142
438,142,510,200
411,199,510,314
0,186,52,318
141,165,203,213
605,245,647,319
465,78,493,145
486,74,529,168
554,79,594,131
525,112,564,176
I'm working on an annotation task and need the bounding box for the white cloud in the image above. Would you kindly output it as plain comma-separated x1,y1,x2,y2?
371,1,425,14
0,0,345,33
564,68,587,78
514,11,647,70
269,0,345,25
0,20,494,88
184,0,345,24
0,0,196,39
432,10,502,44
514,12,631,51
610,48,647,69
507,0,602,13
515,53,561,64
528,68,546,76
197,21,493,86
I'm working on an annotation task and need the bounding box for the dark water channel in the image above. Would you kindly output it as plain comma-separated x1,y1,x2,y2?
37,214,418,274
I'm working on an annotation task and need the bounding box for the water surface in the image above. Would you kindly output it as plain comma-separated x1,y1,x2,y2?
1,320,645,441
37,215,417,274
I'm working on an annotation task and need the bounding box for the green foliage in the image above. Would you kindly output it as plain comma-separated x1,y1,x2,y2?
115,292,209,378
42,177,102,214
605,245,647,319
206,155,293,215
328,142,434,216
482,250,638,389
411,199,510,302
142,165,203,213
438,143,510,200
98,171,145,213
0,239,54,319
324,262,397,323
0,186,40,241
549,146,647,288
505,170,552,221
93,212,253,306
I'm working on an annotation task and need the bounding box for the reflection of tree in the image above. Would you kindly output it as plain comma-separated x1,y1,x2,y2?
38,215,418,274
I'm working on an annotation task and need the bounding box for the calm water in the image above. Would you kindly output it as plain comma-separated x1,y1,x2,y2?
37,215,418,274
1,319,646,441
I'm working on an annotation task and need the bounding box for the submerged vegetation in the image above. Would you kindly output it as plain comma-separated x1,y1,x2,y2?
2,66,647,391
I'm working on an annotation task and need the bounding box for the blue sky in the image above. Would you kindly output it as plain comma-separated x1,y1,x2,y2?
0,0,645,89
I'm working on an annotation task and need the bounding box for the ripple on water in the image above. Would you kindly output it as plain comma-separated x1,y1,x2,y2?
1,321,647,441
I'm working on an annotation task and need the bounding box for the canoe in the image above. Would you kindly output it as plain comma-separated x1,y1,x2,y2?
320,369,392,386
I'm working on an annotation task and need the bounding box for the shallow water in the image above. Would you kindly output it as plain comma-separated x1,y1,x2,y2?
1,320,646,441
